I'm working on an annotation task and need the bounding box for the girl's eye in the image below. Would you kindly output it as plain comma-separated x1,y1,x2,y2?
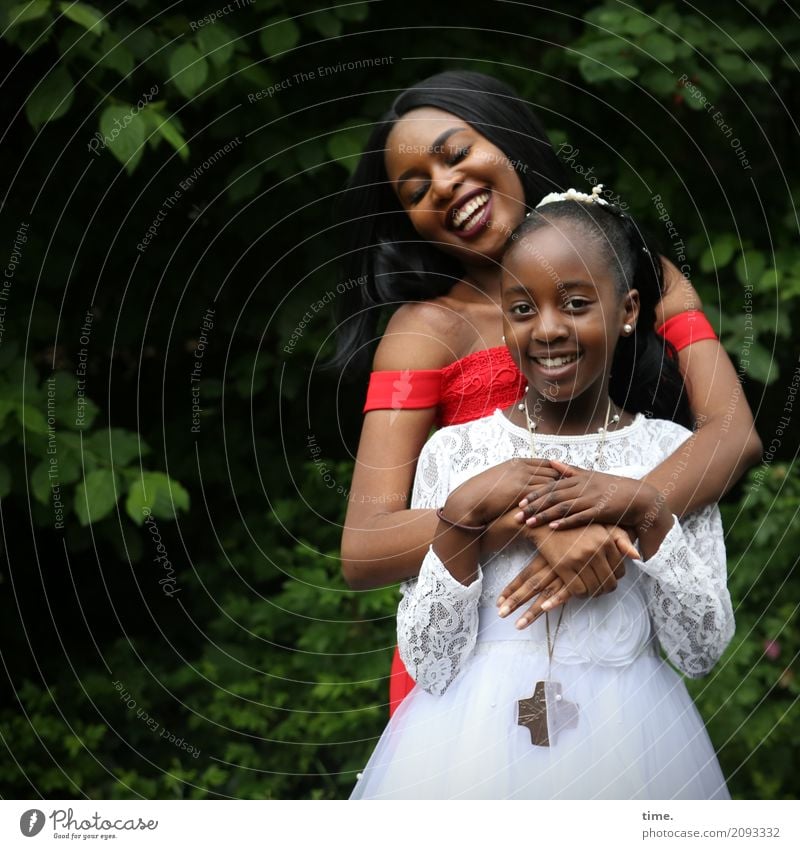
564,297,590,310
409,186,427,205
447,146,471,166
510,303,535,316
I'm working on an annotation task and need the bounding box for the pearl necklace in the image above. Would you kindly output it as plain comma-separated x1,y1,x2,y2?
519,388,620,470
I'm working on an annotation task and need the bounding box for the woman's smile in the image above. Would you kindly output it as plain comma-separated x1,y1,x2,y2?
448,188,492,236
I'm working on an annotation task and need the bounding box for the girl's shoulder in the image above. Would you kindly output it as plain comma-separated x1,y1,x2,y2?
637,415,696,461
421,411,504,457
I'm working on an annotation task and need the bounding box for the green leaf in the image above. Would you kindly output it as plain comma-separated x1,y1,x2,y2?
699,235,738,272
326,123,370,174
743,342,777,385
7,0,50,26
736,250,766,286
226,163,262,203
99,104,146,174
84,428,149,468
259,17,300,57
31,461,54,505
75,468,120,526
142,109,189,160
169,44,209,98
125,472,190,524
98,30,134,77
640,32,676,63
310,10,342,39
335,2,368,21
578,51,638,84
196,23,235,67
25,66,74,128
58,1,105,35
622,12,660,35
16,403,48,434
0,462,10,498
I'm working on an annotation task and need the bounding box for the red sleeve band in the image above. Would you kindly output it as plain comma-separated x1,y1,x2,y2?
656,310,718,352
363,369,442,413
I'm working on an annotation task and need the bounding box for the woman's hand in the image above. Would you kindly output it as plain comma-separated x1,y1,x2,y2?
443,458,560,528
496,523,638,629
515,460,661,531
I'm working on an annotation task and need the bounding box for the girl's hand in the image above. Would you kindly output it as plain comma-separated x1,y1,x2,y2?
496,523,638,629
515,460,660,531
444,459,560,528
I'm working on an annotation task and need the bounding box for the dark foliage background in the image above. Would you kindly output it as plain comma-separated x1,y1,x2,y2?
0,0,797,799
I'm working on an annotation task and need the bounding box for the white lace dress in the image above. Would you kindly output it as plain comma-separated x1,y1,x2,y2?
350,410,735,800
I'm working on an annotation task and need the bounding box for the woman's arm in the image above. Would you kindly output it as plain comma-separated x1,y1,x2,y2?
342,299,475,589
648,263,762,515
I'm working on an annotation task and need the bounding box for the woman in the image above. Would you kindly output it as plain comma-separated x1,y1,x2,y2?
332,71,760,715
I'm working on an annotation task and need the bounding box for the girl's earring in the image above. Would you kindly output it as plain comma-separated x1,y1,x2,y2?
502,335,506,342
518,384,528,411
623,323,633,335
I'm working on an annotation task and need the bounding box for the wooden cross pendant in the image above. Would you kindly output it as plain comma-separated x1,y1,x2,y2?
517,680,579,747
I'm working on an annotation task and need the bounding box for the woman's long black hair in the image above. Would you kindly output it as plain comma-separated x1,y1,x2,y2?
331,70,567,373
507,200,693,428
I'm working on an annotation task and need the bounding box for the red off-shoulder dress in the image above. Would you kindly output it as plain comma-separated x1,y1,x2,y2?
361,310,718,716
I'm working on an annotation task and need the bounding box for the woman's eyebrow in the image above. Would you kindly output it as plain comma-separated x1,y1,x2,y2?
396,127,469,184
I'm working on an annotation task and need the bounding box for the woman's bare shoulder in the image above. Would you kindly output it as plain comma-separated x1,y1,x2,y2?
373,299,471,371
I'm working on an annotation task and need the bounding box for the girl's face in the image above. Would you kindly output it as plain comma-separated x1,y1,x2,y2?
384,107,527,267
501,223,639,407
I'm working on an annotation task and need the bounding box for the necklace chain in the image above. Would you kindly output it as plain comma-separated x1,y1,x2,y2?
521,388,620,668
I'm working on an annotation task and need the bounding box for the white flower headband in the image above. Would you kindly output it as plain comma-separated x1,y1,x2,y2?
528,183,610,215
525,183,650,254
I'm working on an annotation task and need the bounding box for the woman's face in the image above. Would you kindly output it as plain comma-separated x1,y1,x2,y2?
384,107,527,267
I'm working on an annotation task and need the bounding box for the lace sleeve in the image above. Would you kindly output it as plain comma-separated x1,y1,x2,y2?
397,547,483,695
634,506,735,678
397,432,483,696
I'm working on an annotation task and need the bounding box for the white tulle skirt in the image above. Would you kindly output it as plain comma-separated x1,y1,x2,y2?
351,617,729,800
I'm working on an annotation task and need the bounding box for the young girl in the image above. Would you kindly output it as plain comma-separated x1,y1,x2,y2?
349,188,734,800
335,71,759,717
